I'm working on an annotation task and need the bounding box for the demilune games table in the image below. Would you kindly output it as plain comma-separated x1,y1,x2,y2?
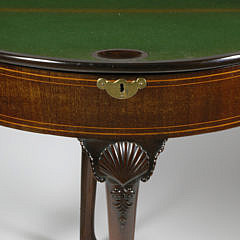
0,0,240,239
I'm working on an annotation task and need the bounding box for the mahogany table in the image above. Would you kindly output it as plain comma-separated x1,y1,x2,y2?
1,1,240,239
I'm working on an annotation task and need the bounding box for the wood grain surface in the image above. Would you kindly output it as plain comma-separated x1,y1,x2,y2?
0,62,240,140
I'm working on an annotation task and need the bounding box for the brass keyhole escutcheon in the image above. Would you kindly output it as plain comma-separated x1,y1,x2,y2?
97,78,147,100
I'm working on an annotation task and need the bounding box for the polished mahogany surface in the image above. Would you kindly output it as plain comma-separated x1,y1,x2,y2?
0,62,240,140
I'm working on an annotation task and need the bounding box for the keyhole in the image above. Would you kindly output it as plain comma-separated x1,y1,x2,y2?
120,83,125,93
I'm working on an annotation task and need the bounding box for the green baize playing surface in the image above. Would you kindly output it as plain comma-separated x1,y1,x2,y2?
1,0,240,61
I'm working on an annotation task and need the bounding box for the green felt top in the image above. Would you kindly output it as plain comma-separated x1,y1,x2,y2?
1,0,240,61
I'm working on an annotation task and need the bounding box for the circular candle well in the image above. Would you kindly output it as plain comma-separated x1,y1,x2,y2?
93,49,148,60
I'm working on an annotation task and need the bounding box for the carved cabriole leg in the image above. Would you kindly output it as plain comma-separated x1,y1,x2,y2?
98,142,150,240
80,144,97,240
80,139,167,240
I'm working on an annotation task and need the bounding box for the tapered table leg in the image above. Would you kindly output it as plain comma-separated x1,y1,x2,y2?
80,147,97,240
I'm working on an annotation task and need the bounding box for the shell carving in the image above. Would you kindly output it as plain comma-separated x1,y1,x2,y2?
80,139,167,229
96,142,150,186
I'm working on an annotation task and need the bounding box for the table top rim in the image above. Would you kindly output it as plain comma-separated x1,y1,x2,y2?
1,50,240,73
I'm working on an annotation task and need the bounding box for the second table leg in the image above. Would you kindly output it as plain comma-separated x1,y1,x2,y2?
80,146,97,240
